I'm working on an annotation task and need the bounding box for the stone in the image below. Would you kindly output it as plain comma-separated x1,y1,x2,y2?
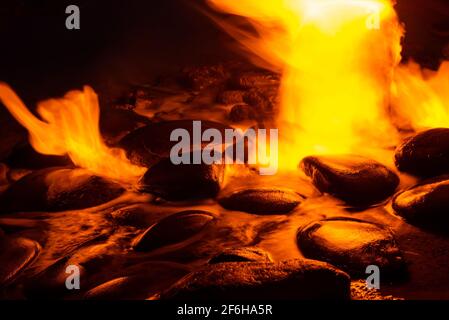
0,236,40,286
300,155,399,206
119,120,230,168
23,259,86,299
395,128,449,177
158,259,350,300
209,247,273,264
109,204,170,228
297,218,405,278
84,262,191,300
140,155,225,201
218,188,302,214
132,210,215,252
0,167,125,213
392,176,449,229
229,104,256,122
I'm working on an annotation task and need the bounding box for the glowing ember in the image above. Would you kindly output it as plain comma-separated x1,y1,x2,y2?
0,84,146,184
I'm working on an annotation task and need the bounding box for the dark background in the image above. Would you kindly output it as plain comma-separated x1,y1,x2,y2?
0,0,448,104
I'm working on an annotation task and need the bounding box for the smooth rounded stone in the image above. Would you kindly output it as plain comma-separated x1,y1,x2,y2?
392,176,449,229
5,143,72,170
297,218,405,278
0,167,125,213
218,188,302,214
23,259,87,299
209,247,273,264
229,104,256,123
109,204,170,228
119,120,231,168
132,210,215,252
85,262,191,300
140,155,225,200
0,236,40,286
395,128,449,177
158,259,350,300
300,155,399,206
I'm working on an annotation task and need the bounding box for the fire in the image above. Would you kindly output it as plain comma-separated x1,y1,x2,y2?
208,0,404,169
392,61,449,131
0,84,146,184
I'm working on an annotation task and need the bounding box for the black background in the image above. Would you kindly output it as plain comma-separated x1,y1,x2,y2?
0,0,448,104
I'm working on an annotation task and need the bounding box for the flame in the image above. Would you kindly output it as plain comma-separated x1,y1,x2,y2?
0,84,146,184
392,61,449,131
208,0,404,169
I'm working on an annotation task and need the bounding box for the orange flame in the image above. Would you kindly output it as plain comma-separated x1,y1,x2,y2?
0,84,146,184
208,0,404,169
392,61,449,131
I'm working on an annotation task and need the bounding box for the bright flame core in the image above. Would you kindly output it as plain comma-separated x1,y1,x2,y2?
0,84,146,184
209,0,404,169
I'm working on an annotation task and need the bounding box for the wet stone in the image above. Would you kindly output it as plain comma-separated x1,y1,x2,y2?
218,188,302,214
300,155,399,206
85,262,191,300
119,120,230,168
229,104,256,123
0,236,40,286
297,218,405,278
140,154,225,201
395,128,449,177
158,259,350,300
23,259,86,299
0,167,125,213
393,176,449,230
109,204,169,228
209,247,273,264
132,210,215,252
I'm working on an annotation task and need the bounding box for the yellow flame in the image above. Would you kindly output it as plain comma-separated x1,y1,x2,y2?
208,0,404,169
392,61,449,130
0,84,146,184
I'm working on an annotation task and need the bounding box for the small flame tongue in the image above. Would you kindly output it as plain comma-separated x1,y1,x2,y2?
0,83,146,184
